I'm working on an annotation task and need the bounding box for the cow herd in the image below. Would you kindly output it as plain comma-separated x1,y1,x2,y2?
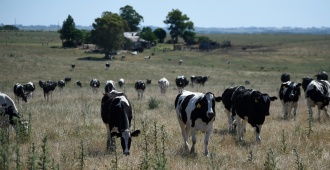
1,71,329,156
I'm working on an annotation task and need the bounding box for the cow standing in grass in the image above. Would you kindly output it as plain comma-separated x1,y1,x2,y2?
100,90,140,155
42,80,57,101
24,82,35,98
90,79,100,93
105,80,116,93
13,83,27,103
175,91,222,156
158,77,169,95
175,75,189,93
279,81,302,120
135,80,146,99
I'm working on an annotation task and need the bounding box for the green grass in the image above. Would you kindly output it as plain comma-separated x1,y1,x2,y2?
0,31,330,169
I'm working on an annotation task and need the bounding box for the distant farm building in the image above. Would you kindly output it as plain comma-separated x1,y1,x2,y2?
123,32,151,52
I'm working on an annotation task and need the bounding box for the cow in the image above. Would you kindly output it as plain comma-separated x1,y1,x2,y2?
58,80,66,91
76,81,82,88
13,83,27,103
71,64,75,71
302,77,330,121
279,81,302,120
0,92,29,135
90,79,100,93
105,80,116,93
281,73,290,82
42,80,57,101
221,86,246,132
178,60,183,65
134,80,146,99
100,90,140,155
316,71,328,81
175,75,189,93
38,80,44,88
190,76,209,87
64,77,71,83
118,78,125,88
231,88,277,141
174,91,222,156
24,82,35,98
146,79,152,85
105,63,110,70
158,77,169,95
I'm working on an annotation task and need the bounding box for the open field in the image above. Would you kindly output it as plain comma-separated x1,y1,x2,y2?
1,31,330,169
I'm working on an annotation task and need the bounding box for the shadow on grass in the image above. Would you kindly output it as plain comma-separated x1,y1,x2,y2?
77,56,109,61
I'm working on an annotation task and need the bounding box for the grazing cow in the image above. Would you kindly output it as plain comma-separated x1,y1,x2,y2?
302,77,330,121
146,79,152,85
316,71,328,81
190,76,209,87
24,81,35,98
118,78,125,88
71,64,75,71
76,81,82,88
175,91,222,156
58,80,66,91
231,88,277,141
64,77,71,83
175,75,189,93
13,83,27,103
42,80,57,101
90,79,100,93
0,92,29,135
134,80,146,99
279,81,302,120
144,56,151,59
158,77,169,95
100,90,140,155
221,86,246,132
179,60,183,65
105,80,116,93
281,73,290,82
105,63,110,70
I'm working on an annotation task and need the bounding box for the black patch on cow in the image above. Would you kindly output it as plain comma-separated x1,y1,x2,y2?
175,76,189,88
190,93,216,127
175,94,194,124
222,86,246,112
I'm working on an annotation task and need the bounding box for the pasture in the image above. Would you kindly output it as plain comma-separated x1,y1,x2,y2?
1,31,330,169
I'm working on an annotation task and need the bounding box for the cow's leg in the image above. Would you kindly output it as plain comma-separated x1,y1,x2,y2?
293,102,298,121
225,109,233,133
283,102,289,119
204,127,213,156
236,115,244,141
254,125,262,142
190,128,196,154
178,121,190,151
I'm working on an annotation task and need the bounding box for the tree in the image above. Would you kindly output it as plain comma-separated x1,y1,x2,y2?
164,9,194,43
0,25,19,31
59,15,77,47
91,12,125,58
139,27,157,44
119,5,144,32
153,28,167,43
182,31,196,45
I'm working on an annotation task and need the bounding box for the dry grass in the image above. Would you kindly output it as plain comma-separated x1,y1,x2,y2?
0,32,330,169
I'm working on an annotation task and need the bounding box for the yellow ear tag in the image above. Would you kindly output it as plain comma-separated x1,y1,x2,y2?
196,103,201,108
255,99,258,103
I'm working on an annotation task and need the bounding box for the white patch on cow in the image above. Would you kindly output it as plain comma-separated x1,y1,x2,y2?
115,95,130,107
205,93,214,114
307,81,324,93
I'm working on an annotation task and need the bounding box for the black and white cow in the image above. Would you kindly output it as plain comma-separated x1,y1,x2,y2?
105,80,116,93
13,83,27,103
174,91,222,156
158,77,169,95
76,81,82,88
118,78,125,88
146,79,152,85
64,77,71,84
100,90,140,155
90,79,100,93
190,76,209,87
279,81,302,120
105,63,110,70
71,64,75,71
58,80,66,91
24,82,35,98
302,77,330,121
175,75,189,93
231,88,277,141
0,92,29,135
221,86,246,132
134,80,146,99
42,80,57,101
38,80,44,88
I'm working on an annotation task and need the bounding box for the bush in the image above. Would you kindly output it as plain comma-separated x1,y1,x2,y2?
148,97,161,109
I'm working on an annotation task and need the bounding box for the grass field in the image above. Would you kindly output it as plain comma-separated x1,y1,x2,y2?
0,31,330,169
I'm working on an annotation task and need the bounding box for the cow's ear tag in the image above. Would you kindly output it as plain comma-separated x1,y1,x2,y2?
255,99,258,103
196,103,201,108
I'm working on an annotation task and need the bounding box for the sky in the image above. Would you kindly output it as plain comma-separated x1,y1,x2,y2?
1,0,329,28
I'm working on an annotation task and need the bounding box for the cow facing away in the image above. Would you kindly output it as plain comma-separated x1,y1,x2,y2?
105,80,116,93
58,80,65,91
279,81,302,120
190,76,209,87
221,86,246,132
175,75,189,93
76,81,82,88
118,78,125,88
316,71,328,81
100,91,140,155
302,77,330,121
90,79,100,93
175,91,222,156
0,92,29,135
24,82,35,98
134,80,146,99
158,77,169,95
13,83,27,103
42,80,57,101
231,88,277,141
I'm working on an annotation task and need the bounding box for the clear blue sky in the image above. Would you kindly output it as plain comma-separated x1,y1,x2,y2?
1,0,329,28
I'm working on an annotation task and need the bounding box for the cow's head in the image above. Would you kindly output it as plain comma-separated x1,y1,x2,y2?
111,129,141,155
281,82,302,99
253,92,277,116
302,77,314,92
196,92,222,118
